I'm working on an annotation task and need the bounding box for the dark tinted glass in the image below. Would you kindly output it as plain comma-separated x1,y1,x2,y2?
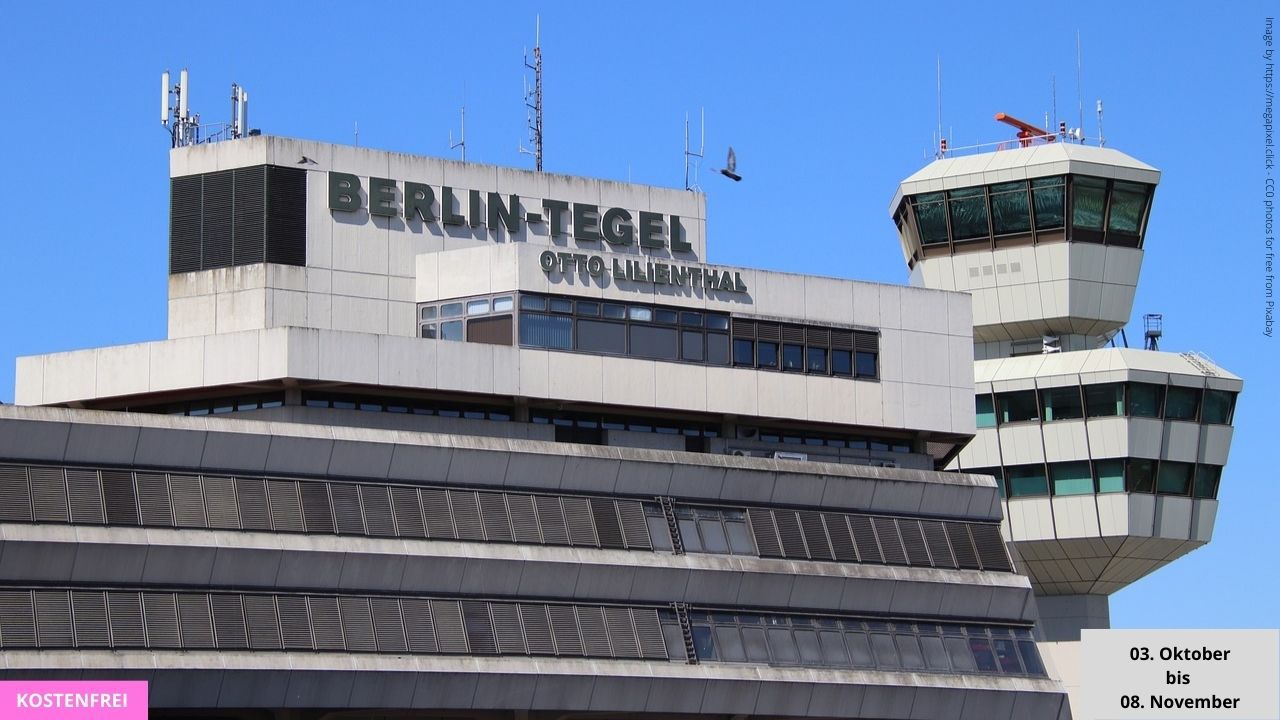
602,303,626,319
1194,465,1221,499
1128,383,1165,417
758,342,779,368
654,309,678,324
706,314,730,330
629,325,678,360
733,339,754,366
519,313,572,349
1108,181,1148,234
782,344,804,371
997,390,1038,423
1126,459,1156,493
1085,383,1125,417
680,311,703,327
1031,177,1065,230
706,333,729,365
1006,465,1049,497
914,193,949,245
1202,390,1235,424
806,347,828,373
715,626,745,661
832,349,852,376
1040,386,1083,421
990,181,1032,234
576,319,626,354
681,331,705,362
1156,461,1193,495
1072,176,1107,230
1165,386,1201,421
948,186,990,241
855,351,877,378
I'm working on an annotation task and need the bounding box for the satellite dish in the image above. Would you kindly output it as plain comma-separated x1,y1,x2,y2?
718,146,742,182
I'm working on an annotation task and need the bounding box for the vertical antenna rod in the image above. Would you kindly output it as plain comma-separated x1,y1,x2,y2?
683,108,705,191
936,55,944,157
520,16,544,171
1097,99,1105,147
1076,31,1084,136
450,105,467,163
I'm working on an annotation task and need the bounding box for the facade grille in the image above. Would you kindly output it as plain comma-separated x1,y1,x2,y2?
168,165,306,274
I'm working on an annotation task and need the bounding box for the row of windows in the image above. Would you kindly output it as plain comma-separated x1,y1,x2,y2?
418,294,516,344
965,459,1223,500
301,392,513,421
731,318,879,379
133,393,285,417
976,383,1237,428
663,610,1046,677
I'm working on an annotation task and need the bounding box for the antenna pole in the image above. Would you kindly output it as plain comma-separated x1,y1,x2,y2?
1097,99,1105,147
354,121,359,147
936,55,944,158
682,108,705,191
1076,31,1084,138
450,105,467,162
520,16,544,171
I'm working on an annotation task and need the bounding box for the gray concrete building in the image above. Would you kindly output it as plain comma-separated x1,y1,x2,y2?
3,134,1070,718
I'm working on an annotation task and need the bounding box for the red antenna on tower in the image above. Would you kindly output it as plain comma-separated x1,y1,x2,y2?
994,112,1057,147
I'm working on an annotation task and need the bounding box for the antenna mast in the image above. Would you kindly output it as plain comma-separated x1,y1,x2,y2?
450,105,467,162
520,16,544,171
1076,31,1085,137
684,109,705,191
935,55,945,157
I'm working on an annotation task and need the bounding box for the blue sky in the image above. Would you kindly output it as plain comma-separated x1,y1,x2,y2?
1,2,1275,630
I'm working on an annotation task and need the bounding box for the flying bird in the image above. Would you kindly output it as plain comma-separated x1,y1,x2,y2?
718,147,741,182
297,155,318,165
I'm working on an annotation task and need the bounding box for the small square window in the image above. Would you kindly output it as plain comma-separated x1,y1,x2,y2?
655,309,678,324
806,347,828,374
628,306,653,322
441,302,464,318
549,297,573,313
603,303,626,319
466,299,490,316
420,306,437,321
520,294,546,311
492,296,514,312
706,315,730,330
420,324,437,339
441,320,464,341
855,351,878,378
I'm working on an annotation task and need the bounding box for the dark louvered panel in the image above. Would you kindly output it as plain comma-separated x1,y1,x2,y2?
308,596,345,651
299,482,335,534
490,602,526,654
617,500,651,550
921,521,957,568
430,600,467,653
590,499,626,549
534,496,569,545
478,492,514,542
330,483,366,535
799,511,834,561
562,497,597,546
28,466,68,522
506,493,542,543
108,592,147,647
900,520,932,566
849,515,883,564
65,468,104,524
34,590,73,647
824,513,858,562
201,170,234,269
339,597,377,652
577,606,612,657
0,591,36,647
633,608,668,659
731,318,757,339
276,595,313,650
243,594,282,650
360,485,397,538
135,472,174,526
854,331,879,352
806,326,830,346
971,523,1013,572
520,604,555,655
210,594,248,649
265,165,307,267
604,607,640,658
748,508,783,557
874,517,908,565
775,510,808,559
781,325,805,343
390,487,427,538
461,601,497,654
235,477,272,531
449,491,485,541
548,604,583,656
168,474,206,527
100,470,140,526
71,591,110,647
266,480,305,532
757,323,782,342
401,598,437,653
143,592,182,649
203,476,240,529
946,522,981,570
830,329,854,350
370,597,407,653
420,488,455,539
175,594,215,648
169,174,203,273
232,166,266,265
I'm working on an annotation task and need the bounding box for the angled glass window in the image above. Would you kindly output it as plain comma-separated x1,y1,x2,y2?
976,394,997,428
1108,181,1149,234
1006,465,1049,498
1127,383,1165,418
913,193,949,245
1031,176,1065,230
715,626,746,661
1201,390,1236,425
947,186,990,241
1156,461,1194,496
989,181,1032,235
1094,459,1126,494
742,627,770,662
1051,462,1094,496
691,625,716,660
1040,386,1084,421
1072,176,1108,230
1125,458,1156,493
1164,386,1201,421
1193,465,1222,499
996,390,1038,424
1085,383,1125,418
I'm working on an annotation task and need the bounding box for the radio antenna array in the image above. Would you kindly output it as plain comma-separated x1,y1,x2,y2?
161,69,253,147
519,16,544,171
684,109,705,191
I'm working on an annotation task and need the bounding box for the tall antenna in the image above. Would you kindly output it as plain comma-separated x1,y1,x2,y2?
1076,31,1084,136
162,68,200,148
1097,99,1105,147
935,55,944,157
230,83,249,139
1051,74,1057,130
683,108,705,191
450,105,467,162
519,16,544,171
354,120,359,147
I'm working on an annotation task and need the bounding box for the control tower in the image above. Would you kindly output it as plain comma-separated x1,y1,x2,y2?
888,119,1243,700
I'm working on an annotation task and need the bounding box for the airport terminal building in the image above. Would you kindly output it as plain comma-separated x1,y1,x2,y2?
2,135,1071,718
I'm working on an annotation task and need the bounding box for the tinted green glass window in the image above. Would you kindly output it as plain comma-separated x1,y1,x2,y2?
1051,462,1093,495
1165,386,1201,421
1125,459,1156,493
1194,465,1222,499
1072,176,1108,230
1157,461,1193,496
1108,181,1148,234
976,395,996,428
997,390,1039,423
1201,390,1236,424
1094,459,1126,493
1085,383,1125,417
913,193,949,245
1127,383,1165,417
947,186,990,241
990,181,1032,234
1031,177,1065,230
1040,386,1084,421
1006,465,1049,497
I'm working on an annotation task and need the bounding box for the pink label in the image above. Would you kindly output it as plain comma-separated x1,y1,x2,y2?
0,682,147,720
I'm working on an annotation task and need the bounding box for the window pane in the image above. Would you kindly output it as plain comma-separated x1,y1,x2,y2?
758,342,779,369
678,518,702,551
441,302,464,318
992,638,1023,674
714,626,746,662
948,186,990,241
646,515,672,551
602,303,626,319
699,519,729,553
519,313,572,349
1126,458,1156,493
968,637,999,672
1007,465,1049,497
1165,386,1201,421
466,299,490,315
1194,465,1222,499
1085,383,1125,417
772,344,798,371
1108,181,1148,234
1157,461,1194,496
742,627,770,662
1051,462,1094,495
1072,176,1107,230
767,628,800,664
466,315,513,345
577,319,626,354
976,395,996,428
627,306,651,322
832,349,853,376
630,325,678,360
1040,386,1083,421
1127,383,1165,417
921,636,950,671
997,390,1038,423
691,626,716,660
1018,640,1046,676
896,634,926,669
819,631,849,666
440,320,464,341
520,294,546,311
806,347,828,374
733,339,755,367
706,314,730,330
855,351,877,378
680,311,704,327
725,520,754,555
654,309,678,325
944,636,977,671
870,633,900,668
574,300,600,317
681,331,705,362
420,324,437,339
845,632,874,667
795,630,823,664
913,193,949,245
1095,459,1126,493
492,296,513,312
706,333,729,365
1202,390,1235,424
990,182,1032,235
420,306,437,320
1032,177,1065,230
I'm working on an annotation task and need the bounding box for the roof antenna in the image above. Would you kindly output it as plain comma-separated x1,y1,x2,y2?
935,55,945,158
684,108,704,191
1076,31,1085,141
1097,99,1106,147
161,68,200,148
519,16,544,171
450,87,466,163
354,120,359,147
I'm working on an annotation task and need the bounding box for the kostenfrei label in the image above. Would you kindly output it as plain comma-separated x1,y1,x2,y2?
1080,629,1280,719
